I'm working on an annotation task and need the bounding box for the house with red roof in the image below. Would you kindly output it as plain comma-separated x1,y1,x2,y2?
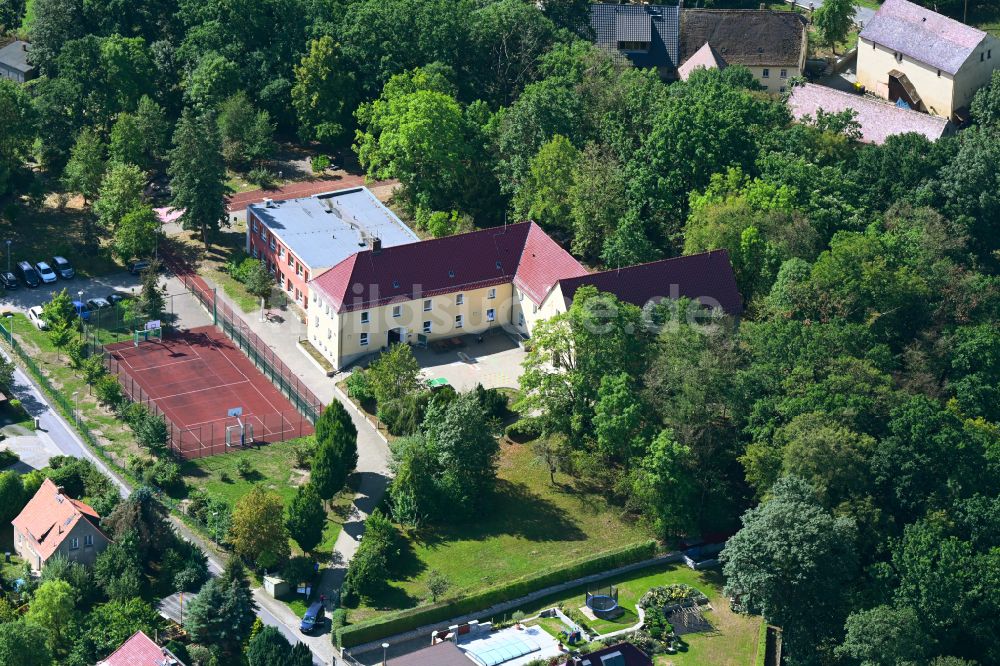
98,630,186,666
306,221,741,370
11,478,110,571
857,0,1000,120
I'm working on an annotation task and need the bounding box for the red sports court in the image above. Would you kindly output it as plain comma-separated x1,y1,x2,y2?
106,326,313,458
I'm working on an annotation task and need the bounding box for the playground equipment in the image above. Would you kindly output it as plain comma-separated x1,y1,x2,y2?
585,585,620,619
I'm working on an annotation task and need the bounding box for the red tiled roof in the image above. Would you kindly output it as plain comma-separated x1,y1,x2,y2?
11,478,105,562
557,250,743,316
514,223,589,304
311,222,587,312
99,631,175,666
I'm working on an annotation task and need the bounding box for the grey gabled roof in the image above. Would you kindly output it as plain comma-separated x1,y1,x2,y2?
0,41,34,74
859,0,986,75
591,3,681,70
679,10,808,68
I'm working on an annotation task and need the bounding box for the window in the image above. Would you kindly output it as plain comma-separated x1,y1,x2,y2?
314,316,319,327
895,52,903,63
295,288,302,303
251,245,258,258
360,333,369,346
360,311,370,324
392,305,401,318
296,263,303,278
780,69,787,78
989,49,992,59
84,535,93,547
532,304,538,314
517,291,523,302
423,299,432,311
259,225,266,240
327,328,332,339
762,68,769,78
304,271,309,282
250,219,257,234
779,86,786,93
269,238,276,251
617,40,650,51
423,320,432,333
488,288,496,299
455,315,463,328
69,537,79,550
518,312,525,327
286,278,292,293
278,246,285,258
287,253,293,266
456,293,464,305
486,308,496,322
937,69,941,77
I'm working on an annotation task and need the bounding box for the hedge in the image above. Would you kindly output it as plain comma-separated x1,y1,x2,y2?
755,620,769,666
337,539,657,649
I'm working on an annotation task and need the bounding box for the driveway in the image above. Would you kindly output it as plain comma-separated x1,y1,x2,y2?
786,0,876,28
0,425,62,473
412,331,526,392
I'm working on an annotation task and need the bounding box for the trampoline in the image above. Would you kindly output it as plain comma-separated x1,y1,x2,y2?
586,585,621,619
462,635,540,666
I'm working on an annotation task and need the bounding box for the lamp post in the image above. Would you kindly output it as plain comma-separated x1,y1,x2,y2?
72,391,79,425
5,239,10,273
4,313,12,346
382,642,389,665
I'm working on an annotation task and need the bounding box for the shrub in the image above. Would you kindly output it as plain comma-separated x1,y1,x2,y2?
345,369,374,403
282,556,315,586
0,449,18,469
186,490,232,543
8,398,20,411
644,606,672,641
311,154,330,173
505,418,541,443
82,355,107,385
331,608,347,632
236,457,254,479
146,459,181,491
336,540,657,648
638,584,707,610
248,166,273,188
292,442,314,468
474,384,509,421
66,337,87,368
95,375,125,408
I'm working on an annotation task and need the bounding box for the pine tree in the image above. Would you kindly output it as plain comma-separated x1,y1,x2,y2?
167,108,227,249
187,559,257,658
286,483,325,553
310,402,358,504
246,626,291,666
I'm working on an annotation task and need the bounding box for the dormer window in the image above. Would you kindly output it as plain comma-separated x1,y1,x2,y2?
392,280,400,289
617,40,650,52
448,270,455,278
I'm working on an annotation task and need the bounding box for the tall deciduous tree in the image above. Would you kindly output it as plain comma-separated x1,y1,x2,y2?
722,476,857,662
228,485,291,570
0,471,25,526
25,0,83,75
0,620,51,666
366,343,422,407
93,161,145,231
114,206,161,261
26,579,77,656
292,36,356,144
813,0,854,55
168,108,227,248
218,92,275,169
62,128,106,205
512,134,578,232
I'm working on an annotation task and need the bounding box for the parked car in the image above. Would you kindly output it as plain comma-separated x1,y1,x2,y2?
35,261,57,284
85,297,112,311
72,300,91,321
106,292,132,305
17,261,40,288
27,305,47,330
299,602,326,634
0,272,18,289
51,256,74,279
128,259,151,274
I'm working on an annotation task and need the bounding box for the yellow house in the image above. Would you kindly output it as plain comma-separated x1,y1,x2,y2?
857,0,1000,120
306,222,743,370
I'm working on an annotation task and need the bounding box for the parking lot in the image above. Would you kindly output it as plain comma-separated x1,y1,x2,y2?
0,268,143,314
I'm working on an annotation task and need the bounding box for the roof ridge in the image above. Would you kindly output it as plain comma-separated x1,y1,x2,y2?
571,249,733,279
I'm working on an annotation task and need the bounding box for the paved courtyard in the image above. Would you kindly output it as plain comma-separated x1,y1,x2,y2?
412,331,526,392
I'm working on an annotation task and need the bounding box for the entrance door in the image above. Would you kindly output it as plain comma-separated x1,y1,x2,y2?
388,328,404,345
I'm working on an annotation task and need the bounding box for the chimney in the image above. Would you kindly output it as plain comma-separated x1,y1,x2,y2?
371,237,382,254
263,198,274,208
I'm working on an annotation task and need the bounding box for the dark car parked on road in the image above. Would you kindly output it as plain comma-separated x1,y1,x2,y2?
51,256,75,279
0,272,18,289
17,261,40,288
299,602,326,634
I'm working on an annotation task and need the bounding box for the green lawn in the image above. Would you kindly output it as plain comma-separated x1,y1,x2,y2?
349,442,653,623
178,438,349,556
203,267,262,314
514,562,762,666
